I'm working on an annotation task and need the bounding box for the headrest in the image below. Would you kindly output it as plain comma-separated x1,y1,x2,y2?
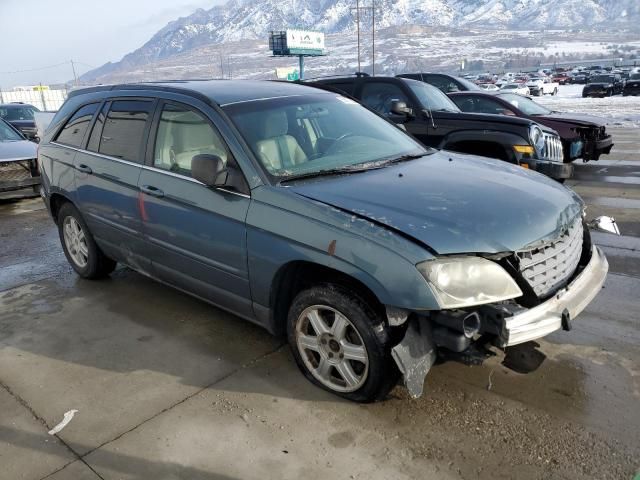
261,110,288,138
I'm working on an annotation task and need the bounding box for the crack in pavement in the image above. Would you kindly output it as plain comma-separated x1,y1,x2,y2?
72,342,287,461
0,379,106,480
4,343,287,480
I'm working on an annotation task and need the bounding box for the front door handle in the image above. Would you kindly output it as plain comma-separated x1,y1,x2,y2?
140,185,164,198
76,164,92,174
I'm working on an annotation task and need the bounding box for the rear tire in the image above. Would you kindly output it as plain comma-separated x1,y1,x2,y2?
57,202,116,279
287,284,399,403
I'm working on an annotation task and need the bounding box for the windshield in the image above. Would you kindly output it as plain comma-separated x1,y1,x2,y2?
497,93,551,115
590,75,614,84
0,105,38,121
224,93,427,180
0,119,23,141
630,73,640,80
406,80,460,112
501,84,518,89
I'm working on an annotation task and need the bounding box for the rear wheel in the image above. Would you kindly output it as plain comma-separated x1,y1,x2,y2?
287,284,399,402
58,202,116,279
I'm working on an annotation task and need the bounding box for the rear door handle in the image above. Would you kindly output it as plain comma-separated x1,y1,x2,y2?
76,164,92,174
140,185,164,198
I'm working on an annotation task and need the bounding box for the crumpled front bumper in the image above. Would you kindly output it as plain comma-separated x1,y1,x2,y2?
503,245,608,346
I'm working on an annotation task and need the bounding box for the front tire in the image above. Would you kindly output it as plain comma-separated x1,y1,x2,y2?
287,284,399,402
58,202,116,279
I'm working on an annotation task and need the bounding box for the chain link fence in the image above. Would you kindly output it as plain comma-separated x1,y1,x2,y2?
0,88,68,111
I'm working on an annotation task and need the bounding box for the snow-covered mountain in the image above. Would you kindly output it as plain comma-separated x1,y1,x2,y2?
81,0,639,81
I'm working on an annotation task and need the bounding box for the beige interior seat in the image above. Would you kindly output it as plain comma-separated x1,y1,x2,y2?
255,110,307,172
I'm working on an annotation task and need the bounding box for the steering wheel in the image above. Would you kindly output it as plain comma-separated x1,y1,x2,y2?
326,133,356,155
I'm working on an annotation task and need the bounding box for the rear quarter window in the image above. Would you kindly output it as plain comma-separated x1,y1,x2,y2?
54,103,100,148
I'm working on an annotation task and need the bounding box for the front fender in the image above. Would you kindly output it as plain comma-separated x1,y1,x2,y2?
440,129,530,164
246,186,440,315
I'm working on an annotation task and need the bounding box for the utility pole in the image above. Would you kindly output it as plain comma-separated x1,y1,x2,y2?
351,1,376,75
351,0,361,73
219,52,225,79
371,0,375,75
70,60,78,87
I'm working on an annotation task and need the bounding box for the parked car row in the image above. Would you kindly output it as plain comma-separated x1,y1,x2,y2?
37,80,619,402
309,73,613,181
311,75,571,180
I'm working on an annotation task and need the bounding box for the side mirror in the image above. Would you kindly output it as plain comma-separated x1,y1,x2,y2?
191,154,227,186
587,215,620,235
390,100,413,117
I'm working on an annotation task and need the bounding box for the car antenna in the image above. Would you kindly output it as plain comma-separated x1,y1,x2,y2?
416,73,437,130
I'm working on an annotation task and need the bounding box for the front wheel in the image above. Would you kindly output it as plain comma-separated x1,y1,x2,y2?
287,284,399,402
58,202,116,279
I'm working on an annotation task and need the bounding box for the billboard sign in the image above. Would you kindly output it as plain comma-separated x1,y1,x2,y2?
286,30,324,53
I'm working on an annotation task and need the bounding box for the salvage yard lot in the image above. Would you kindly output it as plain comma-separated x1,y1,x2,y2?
1,128,639,480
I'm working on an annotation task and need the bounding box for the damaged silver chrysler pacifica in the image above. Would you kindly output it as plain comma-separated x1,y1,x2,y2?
38,81,619,402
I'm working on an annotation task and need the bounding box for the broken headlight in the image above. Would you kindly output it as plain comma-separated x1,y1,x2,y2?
417,257,522,309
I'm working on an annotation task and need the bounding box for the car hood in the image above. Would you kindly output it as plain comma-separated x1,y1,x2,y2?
536,112,607,128
289,151,583,255
0,140,37,162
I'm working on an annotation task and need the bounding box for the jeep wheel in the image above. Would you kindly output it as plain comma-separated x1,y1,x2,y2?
58,202,116,279
287,284,399,402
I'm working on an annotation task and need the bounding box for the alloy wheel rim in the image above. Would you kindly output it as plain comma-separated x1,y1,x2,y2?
295,305,369,393
63,216,89,268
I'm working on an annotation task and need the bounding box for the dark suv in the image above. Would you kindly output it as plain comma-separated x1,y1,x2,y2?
0,103,40,141
38,80,613,402
310,76,570,180
396,73,481,93
582,74,623,97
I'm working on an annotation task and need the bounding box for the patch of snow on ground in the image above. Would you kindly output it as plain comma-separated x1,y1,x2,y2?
536,85,640,127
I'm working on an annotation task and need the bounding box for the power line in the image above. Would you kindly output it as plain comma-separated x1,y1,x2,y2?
0,60,95,76
0,61,71,75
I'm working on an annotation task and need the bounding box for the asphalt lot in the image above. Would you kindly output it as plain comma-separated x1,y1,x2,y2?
1,128,639,480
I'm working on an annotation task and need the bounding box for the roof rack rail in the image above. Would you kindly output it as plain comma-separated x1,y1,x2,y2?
304,72,370,81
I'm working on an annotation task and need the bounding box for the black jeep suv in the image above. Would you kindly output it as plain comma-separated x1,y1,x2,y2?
309,76,570,180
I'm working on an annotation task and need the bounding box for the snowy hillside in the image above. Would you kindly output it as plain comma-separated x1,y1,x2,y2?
81,0,640,82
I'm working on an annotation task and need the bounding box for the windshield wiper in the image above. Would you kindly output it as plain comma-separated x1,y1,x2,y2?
380,153,427,165
280,165,382,183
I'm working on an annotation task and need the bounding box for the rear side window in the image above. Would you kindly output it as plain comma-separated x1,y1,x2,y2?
324,82,356,96
55,103,99,148
98,100,153,162
423,75,459,93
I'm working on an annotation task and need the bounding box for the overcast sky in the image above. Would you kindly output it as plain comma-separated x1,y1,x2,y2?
0,0,221,89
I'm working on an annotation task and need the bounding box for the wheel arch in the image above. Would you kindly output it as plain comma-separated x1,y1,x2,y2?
268,260,387,337
49,192,74,224
444,137,516,163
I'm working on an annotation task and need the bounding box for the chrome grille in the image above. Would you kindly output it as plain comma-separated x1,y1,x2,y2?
516,218,583,297
542,133,564,162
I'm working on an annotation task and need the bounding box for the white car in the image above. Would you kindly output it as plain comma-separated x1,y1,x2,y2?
479,83,500,91
526,78,559,96
500,83,530,95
